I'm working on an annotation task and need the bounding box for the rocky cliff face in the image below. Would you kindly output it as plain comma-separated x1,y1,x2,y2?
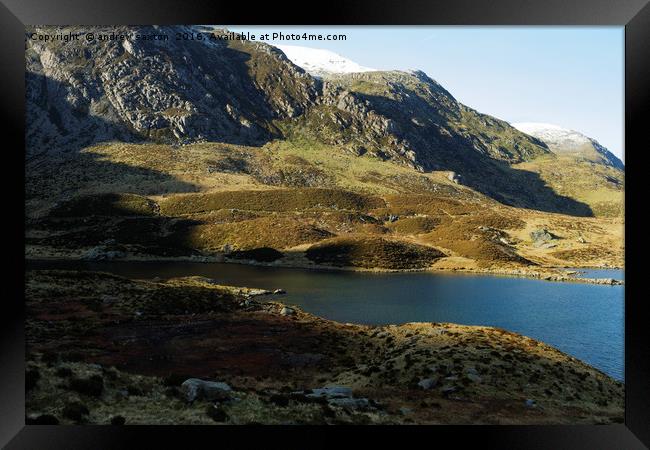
310,70,551,171
26,26,548,168
27,26,611,215
26,26,319,156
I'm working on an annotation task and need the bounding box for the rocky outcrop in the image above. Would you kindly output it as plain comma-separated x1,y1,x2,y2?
530,228,560,248
180,378,232,402
26,26,319,155
26,26,597,216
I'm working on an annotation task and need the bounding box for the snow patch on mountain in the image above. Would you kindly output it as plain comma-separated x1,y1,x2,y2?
276,45,377,77
511,123,592,149
512,122,624,169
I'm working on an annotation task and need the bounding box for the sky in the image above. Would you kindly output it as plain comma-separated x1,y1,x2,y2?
228,26,624,160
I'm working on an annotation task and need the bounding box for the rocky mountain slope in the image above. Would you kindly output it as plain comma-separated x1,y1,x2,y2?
511,123,624,217
512,123,624,170
26,25,593,214
275,44,377,77
25,25,625,271
26,26,319,157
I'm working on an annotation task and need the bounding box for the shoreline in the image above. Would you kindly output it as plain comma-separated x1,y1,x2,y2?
25,252,624,285
25,270,624,424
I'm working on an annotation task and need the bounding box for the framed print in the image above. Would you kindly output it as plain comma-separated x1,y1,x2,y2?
1,0,648,448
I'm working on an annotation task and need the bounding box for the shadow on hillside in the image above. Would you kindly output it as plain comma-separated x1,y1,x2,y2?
355,90,594,217
25,35,284,158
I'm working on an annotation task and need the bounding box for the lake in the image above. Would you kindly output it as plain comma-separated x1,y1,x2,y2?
27,260,625,381
568,268,625,280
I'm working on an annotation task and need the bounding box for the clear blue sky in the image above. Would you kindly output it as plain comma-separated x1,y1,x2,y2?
228,26,624,160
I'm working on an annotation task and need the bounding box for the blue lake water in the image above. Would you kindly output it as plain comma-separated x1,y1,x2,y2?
568,268,625,280
27,260,625,381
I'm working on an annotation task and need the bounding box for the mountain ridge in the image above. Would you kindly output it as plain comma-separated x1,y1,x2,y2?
512,122,624,170
25,25,622,217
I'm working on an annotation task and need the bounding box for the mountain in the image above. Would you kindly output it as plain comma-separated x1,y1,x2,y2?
512,123,624,170
26,26,319,156
26,25,617,216
275,45,376,77
25,26,626,275
510,123,624,217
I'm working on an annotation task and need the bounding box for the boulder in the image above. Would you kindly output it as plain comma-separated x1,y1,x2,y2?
247,288,271,296
447,171,462,184
81,246,126,261
417,378,437,390
180,378,232,403
466,367,482,383
530,228,559,246
280,306,295,316
306,386,352,399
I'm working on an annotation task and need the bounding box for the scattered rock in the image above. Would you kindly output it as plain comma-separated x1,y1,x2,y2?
466,367,482,383
101,295,119,305
448,171,462,184
417,378,437,390
530,228,559,247
180,378,232,403
280,306,295,316
306,386,353,399
81,245,125,261
248,288,271,296
441,386,456,396
467,373,482,383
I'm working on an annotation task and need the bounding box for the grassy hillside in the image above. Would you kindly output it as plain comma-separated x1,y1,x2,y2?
514,155,624,217
26,141,624,271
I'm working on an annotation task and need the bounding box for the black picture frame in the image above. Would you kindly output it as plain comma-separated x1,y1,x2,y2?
2,0,648,448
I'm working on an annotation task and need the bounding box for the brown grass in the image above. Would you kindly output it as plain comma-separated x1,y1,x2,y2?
386,216,441,234
180,216,334,252
160,188,386,216
305,236,445,269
